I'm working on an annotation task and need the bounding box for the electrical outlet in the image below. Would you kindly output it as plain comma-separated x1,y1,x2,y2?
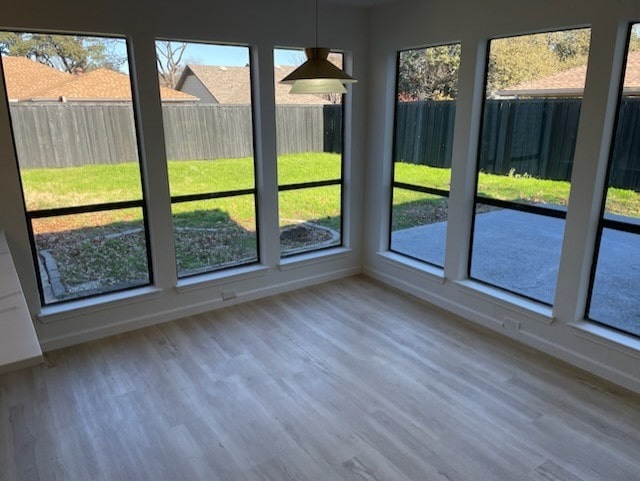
502,318,520,331
222,289,237,301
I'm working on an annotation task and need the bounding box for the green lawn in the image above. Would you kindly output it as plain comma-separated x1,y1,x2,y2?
21,156,639,230
392,163,640,217
22,153,342,233
23,153,343,298
22,152,341,210
20,155,639,299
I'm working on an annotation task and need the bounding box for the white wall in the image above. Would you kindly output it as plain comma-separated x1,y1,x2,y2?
0,0,367,349
365,0,640,393
2,0,638,394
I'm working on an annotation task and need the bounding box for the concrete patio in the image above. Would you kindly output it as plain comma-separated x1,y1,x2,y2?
392,209,640,336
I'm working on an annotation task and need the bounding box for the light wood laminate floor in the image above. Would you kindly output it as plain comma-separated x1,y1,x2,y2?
1,276,639,481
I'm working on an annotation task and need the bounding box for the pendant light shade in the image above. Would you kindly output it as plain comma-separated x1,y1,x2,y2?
279,0,357,94
289,78,347,94
281,48,356,94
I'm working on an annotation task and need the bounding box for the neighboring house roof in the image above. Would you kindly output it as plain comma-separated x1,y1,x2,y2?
33,68,197,102
1,56,71,100
176,64,331,105
1,56,197,102
497,51,640,97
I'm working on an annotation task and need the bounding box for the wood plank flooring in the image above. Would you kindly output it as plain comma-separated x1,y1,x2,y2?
1,275,639,481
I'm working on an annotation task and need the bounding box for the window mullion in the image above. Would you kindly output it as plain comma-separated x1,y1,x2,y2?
129,34,178,290
254,43,280,267
554,21,629,323
446,40,486,280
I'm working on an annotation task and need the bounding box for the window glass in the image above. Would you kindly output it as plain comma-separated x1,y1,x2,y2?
588,24,640,336
274,48,344,256
172,196,257,275
390,44,460,267
470,28,591,304
0,32,152,304
279,185,341,256
155,40,259,277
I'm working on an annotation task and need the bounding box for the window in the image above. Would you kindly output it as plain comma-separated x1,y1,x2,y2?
0,32,152,305
587,24,640,337
155,41,259,278
274,48,344,257
389,44,460,267
470,28,591,304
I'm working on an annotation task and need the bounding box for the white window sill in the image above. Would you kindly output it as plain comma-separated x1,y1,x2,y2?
376,251,446,284
38,285,162,323
175,263,270,293
278,247,351,271
455,279,554,325
569,320,640,359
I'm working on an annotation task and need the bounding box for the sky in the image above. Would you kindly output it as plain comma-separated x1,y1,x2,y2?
172,43,303,67
115,40,304,73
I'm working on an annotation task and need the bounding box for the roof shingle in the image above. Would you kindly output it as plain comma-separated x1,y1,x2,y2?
1,56,71,100
33,68,196,101
1,56,196,101
177,64,331,105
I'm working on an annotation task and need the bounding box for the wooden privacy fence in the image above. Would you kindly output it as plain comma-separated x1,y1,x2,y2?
11,103,140,169
609,98,640,190
479,98,581,182
394,99,456,169
10,103,343,169
394,98,640,191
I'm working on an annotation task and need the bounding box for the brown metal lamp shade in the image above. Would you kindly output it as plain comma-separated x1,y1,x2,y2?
280,48,357,94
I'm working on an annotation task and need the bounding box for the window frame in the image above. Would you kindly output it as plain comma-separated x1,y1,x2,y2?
275,47,346,259
387,44,458,269
156,39,262,279
585,23,640,333
0,30,154,306
468,29,589,306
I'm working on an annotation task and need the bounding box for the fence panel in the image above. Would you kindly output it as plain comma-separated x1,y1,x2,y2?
10,103,139,168
10,103,339,169
322,104,343,154
275,105,324,154
393,100,456,168
610,97,640,190
478,99,581,181
393,98,640,190
161,104,254,160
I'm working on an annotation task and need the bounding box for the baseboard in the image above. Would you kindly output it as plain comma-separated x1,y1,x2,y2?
363,266,640,395
363,265,503,330
0,354,43,375
40,266,361,351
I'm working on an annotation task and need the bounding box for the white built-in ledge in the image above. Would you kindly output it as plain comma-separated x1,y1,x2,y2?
279,247,351,271
376,251,446,284
455,279,554,325
0,231,42,373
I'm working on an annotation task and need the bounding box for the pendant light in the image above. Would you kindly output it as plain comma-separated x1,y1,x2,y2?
280,0,357,94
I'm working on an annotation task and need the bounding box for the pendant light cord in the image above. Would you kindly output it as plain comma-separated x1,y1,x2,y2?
315,0,319,48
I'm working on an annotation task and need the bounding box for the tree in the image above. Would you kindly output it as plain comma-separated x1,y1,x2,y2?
397,30,596,101
547,29,591,64
0,32,125,73
155,41,188,88
486,33,562,94
629,24,640,52
487,30,592,94
397,44,461,101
